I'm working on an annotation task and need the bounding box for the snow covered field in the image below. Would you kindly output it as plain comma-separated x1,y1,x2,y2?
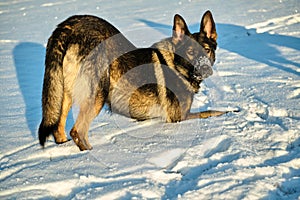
0,0,299,199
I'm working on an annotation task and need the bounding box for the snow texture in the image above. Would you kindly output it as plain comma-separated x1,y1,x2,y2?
0,0,300,199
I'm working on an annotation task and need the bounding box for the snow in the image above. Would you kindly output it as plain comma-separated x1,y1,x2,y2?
0,0,300,199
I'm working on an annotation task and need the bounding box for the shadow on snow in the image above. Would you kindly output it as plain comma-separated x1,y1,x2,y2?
13,42,74,139
11,20,300,199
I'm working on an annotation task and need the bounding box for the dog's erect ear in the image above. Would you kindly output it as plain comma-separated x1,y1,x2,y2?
172,14,190,45
200,10,217,42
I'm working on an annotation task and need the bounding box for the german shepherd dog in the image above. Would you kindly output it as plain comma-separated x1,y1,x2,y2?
39,11,227,151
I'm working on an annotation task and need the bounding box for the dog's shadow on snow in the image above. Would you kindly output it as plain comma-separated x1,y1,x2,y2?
13,42,74,139
139,19,300,76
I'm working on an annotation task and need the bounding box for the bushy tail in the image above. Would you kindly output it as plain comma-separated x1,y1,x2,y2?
39,25,71,147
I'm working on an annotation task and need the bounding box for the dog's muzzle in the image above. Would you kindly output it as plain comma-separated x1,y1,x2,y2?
192,56,213,81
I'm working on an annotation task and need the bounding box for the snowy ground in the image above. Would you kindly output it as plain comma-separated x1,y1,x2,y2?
0,0,300,199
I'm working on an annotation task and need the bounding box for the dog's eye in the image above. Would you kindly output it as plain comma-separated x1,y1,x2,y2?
205,48,211,54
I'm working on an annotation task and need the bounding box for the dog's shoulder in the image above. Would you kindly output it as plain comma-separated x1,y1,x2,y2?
151,38,175,52
150,38,176,67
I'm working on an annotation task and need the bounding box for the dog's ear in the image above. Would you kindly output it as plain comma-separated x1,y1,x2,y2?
172,14,190,45
200,10,217,42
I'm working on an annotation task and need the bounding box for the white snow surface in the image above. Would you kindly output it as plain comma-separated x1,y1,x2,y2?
1,0,300,199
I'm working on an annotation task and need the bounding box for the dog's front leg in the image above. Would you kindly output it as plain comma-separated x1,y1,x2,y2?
186,110,228,119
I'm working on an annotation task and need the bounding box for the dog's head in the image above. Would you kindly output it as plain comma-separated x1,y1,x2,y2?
172,11,217,84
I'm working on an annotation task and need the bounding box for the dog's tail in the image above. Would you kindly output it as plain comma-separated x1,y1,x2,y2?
38,25,71,147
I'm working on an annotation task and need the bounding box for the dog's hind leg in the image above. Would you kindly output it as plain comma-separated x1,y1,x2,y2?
53,91,72,144
70,92,105,151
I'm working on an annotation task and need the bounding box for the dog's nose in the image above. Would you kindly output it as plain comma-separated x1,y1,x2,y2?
193,56,213,80
194,64,213,79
